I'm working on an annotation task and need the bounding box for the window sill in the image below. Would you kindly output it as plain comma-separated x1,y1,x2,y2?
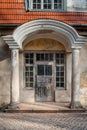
26,9,87,13
26,9,65,12
56,88,66,90
23,87,34,90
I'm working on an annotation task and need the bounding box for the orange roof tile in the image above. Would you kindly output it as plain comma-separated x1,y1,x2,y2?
0,1,87,25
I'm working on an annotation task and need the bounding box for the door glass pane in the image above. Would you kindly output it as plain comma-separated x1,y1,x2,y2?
45,65,52,75
37,65,44,75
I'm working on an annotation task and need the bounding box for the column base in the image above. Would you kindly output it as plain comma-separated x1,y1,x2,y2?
70,101,84,109
8,102,20,110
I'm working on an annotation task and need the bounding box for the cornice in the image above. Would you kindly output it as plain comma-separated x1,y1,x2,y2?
1,19,87,50
2,35,19,49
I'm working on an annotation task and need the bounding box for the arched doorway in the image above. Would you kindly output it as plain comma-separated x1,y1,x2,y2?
23,38,66,101
2,19,87,108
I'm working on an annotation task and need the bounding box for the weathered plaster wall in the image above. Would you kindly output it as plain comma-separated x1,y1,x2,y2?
0,58,10,105
80,44,87,106
0,38,10,106
67,0,87,11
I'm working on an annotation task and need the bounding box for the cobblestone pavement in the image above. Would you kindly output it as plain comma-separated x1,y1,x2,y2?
0,113,87,130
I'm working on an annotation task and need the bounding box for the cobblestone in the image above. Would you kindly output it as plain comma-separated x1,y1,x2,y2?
0,113,87,130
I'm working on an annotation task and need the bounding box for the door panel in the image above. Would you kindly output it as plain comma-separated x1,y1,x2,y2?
35,64,54,101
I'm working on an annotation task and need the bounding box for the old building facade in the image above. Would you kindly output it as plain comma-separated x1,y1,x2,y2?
0,0,87,108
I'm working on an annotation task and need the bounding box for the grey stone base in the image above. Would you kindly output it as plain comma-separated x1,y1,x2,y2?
8,102,20,109
69,101,84,109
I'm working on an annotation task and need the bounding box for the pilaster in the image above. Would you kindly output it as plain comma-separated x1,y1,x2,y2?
70,48,82,109
9,48,20,108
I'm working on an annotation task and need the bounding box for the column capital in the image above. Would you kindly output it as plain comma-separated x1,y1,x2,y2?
9,45,20,49
71,48,81,53
2,35,20,49
10,48,19,51
71,46,82,50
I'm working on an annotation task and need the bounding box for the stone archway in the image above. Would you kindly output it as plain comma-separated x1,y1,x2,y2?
13,19,84,51
2,19,87,108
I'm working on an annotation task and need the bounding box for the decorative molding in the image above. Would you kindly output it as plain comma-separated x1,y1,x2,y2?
2,19,87,50
2,35,19,49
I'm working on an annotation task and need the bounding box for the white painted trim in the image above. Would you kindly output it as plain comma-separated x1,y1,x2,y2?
29,0,64,10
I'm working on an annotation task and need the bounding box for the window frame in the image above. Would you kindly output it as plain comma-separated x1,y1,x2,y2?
24,51,66,90
24,52,34,89
55,53,65,89
25,0,67,11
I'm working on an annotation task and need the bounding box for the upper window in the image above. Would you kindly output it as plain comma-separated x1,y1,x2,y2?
25,0,66,11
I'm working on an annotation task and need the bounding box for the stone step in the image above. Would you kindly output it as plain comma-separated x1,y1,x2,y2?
2,109,86,113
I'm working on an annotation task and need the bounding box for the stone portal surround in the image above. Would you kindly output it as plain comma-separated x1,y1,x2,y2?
9,47,82,108
2,19,87,109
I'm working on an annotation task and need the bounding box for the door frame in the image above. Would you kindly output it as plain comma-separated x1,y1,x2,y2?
23,50,66,102
35,61,55,102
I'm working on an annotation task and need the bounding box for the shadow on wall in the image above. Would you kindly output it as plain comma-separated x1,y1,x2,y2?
0,38,10,61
